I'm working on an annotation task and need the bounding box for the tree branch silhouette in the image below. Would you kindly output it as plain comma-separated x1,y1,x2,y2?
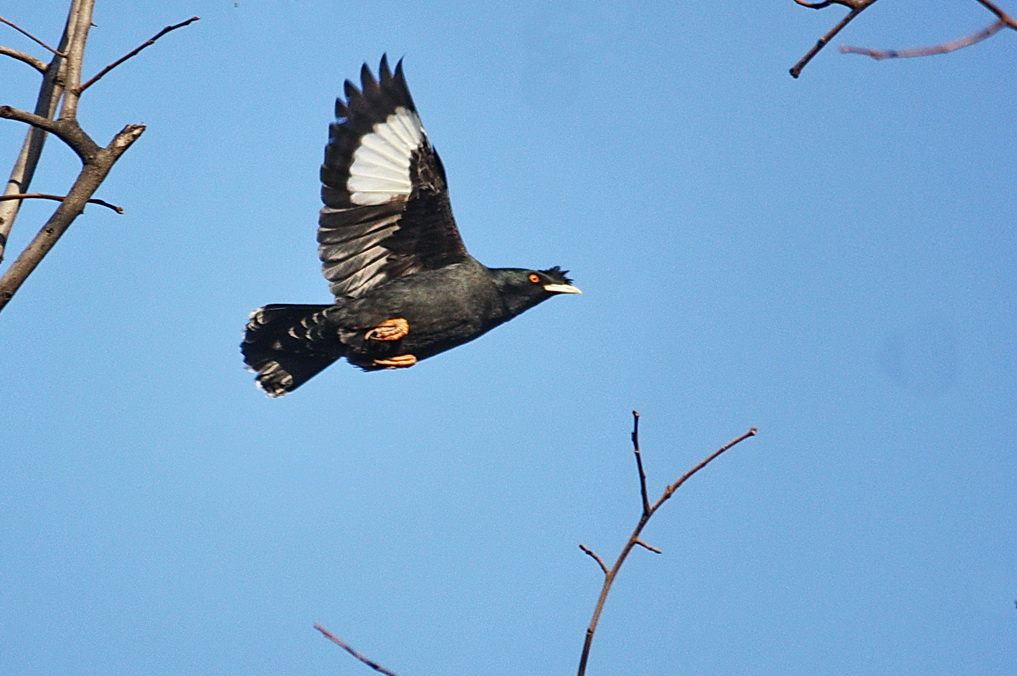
842,11,1014,60
79,16,199,93
314,414,755,676
790,0,1016,77
0,193,123,213
0,44,48,72
314,625,401,676
790,0,878,78
0,4,74,262
0,15,65,56
576,413,757,676
0,2,197,312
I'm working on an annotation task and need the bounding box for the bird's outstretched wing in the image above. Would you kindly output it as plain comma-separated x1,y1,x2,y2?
317,56,469,300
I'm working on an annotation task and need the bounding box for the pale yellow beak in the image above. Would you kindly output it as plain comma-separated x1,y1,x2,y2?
543,283,582,295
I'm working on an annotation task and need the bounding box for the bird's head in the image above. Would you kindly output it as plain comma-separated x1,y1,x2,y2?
491,265,581,317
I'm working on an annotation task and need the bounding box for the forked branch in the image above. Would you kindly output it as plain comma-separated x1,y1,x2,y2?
0,105,99,159
79,16,199,93
790,0,879,78
0,122,145,310
0,4,196,311
975,0,1017,27
312,414,755,676
791,0,1017,77
576,413,757,676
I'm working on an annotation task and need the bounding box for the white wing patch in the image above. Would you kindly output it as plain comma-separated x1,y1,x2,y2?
348,107,424,206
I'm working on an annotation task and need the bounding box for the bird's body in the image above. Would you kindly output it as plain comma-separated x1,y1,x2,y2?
243,57,579,397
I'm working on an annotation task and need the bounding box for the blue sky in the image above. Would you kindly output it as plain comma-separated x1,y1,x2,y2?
2,1,1015,674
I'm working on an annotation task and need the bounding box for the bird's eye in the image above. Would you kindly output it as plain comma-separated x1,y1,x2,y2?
528,273,541,284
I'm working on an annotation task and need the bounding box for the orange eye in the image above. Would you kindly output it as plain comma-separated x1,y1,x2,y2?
528,273,541,284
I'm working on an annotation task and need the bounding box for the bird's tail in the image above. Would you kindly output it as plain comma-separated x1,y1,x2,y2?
241,304,340,397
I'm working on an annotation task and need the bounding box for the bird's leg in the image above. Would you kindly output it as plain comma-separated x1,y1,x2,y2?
373,354,417,368
365,317,410,341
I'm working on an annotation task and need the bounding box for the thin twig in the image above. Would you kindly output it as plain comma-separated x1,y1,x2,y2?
0,193,123,214
576,419,758,676
0,45,48,73
974,0,1017,29
790,0,880,78
634,539,662,554
793,0,878,10
0,16,66,57
631,411,651,515
794,0,859,8
842,20,1007,59
313,625,400,676
579,544,610,576
656,427,759,506
78,16,199,93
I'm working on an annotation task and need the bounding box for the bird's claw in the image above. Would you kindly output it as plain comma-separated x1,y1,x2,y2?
373,354,417,368
366,315,408,337
365,317,410,341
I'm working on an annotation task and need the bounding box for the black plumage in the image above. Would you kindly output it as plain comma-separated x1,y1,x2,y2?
242,56,580,397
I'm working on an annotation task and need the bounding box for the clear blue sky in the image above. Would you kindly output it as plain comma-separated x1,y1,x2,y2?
3,2,1015,674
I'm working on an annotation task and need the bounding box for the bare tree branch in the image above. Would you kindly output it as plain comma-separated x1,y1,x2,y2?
975,0,1017,28
0,106,100,161
0,2,75,262
792,0,1017,77
631,410,651,516
790,0,879,78
314,625,401,676
310,415,755,676
840,0,1017,60
0,45,48,72
579,543,610,576
0,106,69,136
794,0,864,8
0,193,123,214
0,15,65,56
1,4,194,310
79,16,200,93
576,414,757,676
55,0,93,122
0,123,144,310
634,539,662,554
842,19,1007,59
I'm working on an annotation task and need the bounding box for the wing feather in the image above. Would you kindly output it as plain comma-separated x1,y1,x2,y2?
317,56,469,299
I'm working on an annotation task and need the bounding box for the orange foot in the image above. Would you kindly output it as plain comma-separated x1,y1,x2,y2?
365,317,410,341
373,354,417,369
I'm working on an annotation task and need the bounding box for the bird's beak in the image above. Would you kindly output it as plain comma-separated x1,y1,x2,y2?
543,283,582,295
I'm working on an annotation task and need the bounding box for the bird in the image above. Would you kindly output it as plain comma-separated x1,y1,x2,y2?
242,56,580,397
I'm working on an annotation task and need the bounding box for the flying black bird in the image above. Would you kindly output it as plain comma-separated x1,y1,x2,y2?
242,56,580,397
